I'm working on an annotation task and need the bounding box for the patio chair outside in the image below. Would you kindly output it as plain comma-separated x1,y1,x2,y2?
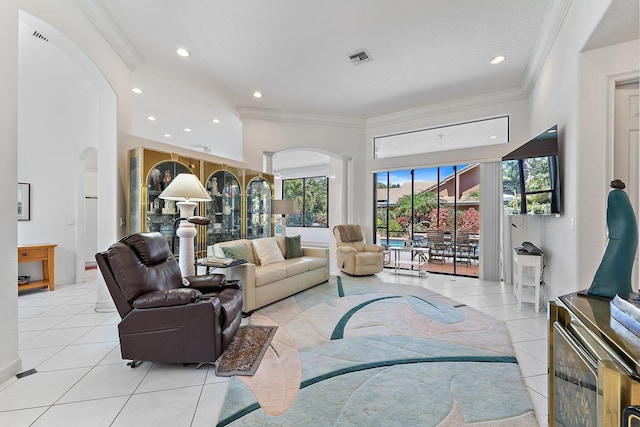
426,229,447,264
455,229,473,266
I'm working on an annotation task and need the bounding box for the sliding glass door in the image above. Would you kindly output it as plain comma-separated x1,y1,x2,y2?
375,164,480,277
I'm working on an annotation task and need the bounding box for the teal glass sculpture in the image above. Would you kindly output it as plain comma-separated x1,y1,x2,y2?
587,180,638,298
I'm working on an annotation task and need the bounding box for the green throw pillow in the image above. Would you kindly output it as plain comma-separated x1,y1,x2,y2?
285,235,303,259
222,243,249,260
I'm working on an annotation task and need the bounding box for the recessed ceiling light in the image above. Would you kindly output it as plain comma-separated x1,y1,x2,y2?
489,135,497,139
490,55,506,65
147,116,156,121
183,128,192,132
132,87,142,94
212,118,220,123
253,91,263,98
176,48,190,57
164,134,171,138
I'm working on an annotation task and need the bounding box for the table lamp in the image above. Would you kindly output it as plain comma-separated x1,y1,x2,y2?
272,199,294,236
159,173,211,276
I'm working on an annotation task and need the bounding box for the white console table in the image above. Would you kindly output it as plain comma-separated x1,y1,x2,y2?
389,246,430,276
513,250,544,311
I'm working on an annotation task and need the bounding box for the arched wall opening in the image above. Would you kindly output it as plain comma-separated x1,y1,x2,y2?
18,11,118,311
265,148,352,274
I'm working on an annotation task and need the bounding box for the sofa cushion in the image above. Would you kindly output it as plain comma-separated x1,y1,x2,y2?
222,243,250,261
284,258,310,276
253,237,285,266
304,256,327,270
212,240,257,264
285,235,303,259
254,264,287,287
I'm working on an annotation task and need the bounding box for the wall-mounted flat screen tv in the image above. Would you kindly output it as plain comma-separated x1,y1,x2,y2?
502,125,561,215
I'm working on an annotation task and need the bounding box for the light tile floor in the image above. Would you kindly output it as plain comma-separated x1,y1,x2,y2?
0,268,548,426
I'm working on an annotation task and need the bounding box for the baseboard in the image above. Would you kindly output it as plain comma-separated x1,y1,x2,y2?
0,357,22,385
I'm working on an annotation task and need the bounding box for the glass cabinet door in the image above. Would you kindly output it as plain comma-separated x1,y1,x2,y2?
204,170,242,246
146,161,192,248
246,177,273,239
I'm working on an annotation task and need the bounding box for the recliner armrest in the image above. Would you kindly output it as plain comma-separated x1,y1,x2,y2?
364,244,384,252
337,246,357,254
183,274,228,293
132,288,203,309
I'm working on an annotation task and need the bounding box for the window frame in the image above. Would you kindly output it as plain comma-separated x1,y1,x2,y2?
282,175,329,228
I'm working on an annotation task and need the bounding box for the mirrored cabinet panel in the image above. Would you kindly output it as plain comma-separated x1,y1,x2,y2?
246,173,273,239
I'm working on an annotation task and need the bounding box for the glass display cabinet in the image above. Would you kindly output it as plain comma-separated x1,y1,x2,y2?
245,172,274,239
202,163,243,249
128,148,202,252
129,148,275,260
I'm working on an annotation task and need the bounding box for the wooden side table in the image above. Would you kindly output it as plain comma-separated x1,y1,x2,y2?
18,244,57,291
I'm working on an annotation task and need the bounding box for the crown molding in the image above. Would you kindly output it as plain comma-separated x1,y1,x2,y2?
236,106,366,129
366,86,528,129
74,0,143,71
520,0,573,95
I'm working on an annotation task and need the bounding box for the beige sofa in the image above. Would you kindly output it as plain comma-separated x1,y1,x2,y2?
209,237,329,313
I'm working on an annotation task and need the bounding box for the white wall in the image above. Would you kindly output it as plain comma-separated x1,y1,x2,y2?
18,27,99,284
0,0,21,385
574,40,639,293
528,0,639,299
17,4,125,311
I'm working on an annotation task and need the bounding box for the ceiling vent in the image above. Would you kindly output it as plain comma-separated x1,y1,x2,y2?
32,30,49,42
347,49,371,66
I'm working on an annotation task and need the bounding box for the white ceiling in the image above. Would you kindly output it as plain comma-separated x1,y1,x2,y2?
22,1,639,165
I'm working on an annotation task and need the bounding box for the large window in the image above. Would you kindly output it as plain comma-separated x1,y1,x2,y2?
375,164,480,277
282,176,328,227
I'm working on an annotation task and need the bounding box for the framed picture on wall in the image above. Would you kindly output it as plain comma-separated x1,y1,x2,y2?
18,182,30,221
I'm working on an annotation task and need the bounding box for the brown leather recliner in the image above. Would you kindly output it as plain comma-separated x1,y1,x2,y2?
95,232,243,366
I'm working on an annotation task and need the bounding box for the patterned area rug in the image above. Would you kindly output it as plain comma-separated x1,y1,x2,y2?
216,275,538,426
216,325,278,377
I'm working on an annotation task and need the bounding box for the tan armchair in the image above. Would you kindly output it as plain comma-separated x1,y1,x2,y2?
333,224,384,276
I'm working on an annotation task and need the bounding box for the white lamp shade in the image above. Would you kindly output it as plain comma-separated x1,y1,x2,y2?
272,199,294,215
158,173,211,202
